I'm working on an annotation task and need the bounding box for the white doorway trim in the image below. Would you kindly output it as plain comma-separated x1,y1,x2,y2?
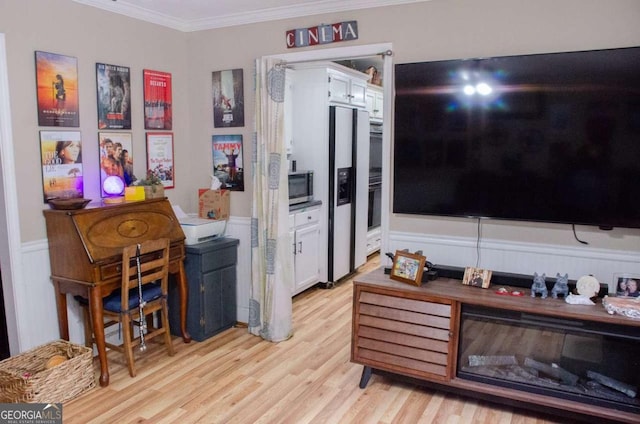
265,42,393,261
0,33,23,355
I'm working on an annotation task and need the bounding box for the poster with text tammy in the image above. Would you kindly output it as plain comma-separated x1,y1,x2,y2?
212,134,244,191
35,51,79,127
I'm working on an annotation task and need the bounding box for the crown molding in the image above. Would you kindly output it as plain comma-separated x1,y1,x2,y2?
73,0,430,32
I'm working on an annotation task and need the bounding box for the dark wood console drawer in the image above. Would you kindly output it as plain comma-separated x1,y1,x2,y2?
352,287,455,382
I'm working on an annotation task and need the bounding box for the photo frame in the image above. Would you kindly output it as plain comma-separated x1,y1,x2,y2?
96,63,131,129
462,267,493,289
35,51,79,127
146,132,174,188
212,134,244,191
212,68,244,128
613,273,640,298
390,250,426,286
98,132,134,197
143,69,172,130
39,130,83,202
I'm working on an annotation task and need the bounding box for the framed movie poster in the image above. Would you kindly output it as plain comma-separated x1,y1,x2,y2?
96,63,131,129
212,134,244,191
143,69,172,130
98,132,135,197
146,132,174,188
35,51,79,127
212,69,244,128
39,130,83,202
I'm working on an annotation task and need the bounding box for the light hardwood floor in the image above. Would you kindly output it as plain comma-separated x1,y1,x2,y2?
64,254,581,423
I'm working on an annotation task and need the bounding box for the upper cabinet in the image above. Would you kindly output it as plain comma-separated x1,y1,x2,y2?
325,65,368,108
366,84,384,122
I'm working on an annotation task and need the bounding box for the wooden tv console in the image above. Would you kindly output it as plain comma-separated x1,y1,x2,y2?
351,268,640,423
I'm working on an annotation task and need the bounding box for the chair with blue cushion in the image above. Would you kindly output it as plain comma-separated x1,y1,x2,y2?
100,238,175,377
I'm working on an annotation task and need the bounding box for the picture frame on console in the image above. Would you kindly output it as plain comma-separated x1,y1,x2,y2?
462,267,492,289
390,250,426,286
613,273,640,298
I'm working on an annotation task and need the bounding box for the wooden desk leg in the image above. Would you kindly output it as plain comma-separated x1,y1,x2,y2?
53,280,70,341
89,287,109,387
177,261,192,343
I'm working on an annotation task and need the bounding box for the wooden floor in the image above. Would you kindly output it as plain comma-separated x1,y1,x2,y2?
64,254,581,423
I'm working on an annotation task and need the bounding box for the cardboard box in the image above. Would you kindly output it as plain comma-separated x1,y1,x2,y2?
198,189,230,220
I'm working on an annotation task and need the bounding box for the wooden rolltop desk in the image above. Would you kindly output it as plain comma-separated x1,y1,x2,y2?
43,198,191,386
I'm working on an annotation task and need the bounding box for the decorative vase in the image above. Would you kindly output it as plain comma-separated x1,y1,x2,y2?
143,184,165,199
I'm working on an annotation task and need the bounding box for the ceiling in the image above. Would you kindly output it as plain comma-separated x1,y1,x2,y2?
73,0,429,32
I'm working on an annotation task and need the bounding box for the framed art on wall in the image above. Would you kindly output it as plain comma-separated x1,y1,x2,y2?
35,51,79,127
96,63,131,129
212,68,244,128
143,69,172,130
212,134,244,191
98,132,134,197
146,132,174,188
39,130,83,202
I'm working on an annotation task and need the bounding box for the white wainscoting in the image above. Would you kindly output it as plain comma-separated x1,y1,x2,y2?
225,216,251,324
387,231,640,294
16,216,252,352
19,240,85,350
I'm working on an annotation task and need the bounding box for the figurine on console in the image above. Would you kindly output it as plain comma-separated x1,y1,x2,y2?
551,273,570,298
531,272,548,298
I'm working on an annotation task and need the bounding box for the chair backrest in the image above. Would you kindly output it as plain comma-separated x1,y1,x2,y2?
119,238,170,311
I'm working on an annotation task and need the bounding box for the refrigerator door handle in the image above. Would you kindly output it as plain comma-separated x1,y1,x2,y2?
298,241,303,254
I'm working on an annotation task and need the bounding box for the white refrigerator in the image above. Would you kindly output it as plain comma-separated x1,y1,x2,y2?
327,106,370,283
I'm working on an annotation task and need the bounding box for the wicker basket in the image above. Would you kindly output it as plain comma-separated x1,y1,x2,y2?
0,339,95,403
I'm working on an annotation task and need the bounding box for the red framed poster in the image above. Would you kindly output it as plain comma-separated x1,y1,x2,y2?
143,69,172,130
35,51,79,127
146,132,174,188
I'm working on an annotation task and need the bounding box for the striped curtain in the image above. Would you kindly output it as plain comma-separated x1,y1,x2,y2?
249,57,293,342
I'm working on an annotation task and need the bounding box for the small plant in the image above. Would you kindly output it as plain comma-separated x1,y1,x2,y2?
137,170,163,192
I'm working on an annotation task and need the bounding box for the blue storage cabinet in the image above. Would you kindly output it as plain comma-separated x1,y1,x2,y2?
169,237,239,341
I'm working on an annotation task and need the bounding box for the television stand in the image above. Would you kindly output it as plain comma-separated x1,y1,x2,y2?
351,268,640,423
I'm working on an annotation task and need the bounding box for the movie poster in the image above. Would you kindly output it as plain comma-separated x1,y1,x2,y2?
212,134,244,191
35,51,79,127
146,132,174,188
143,69,172,130
98,132,135,197
212,69,244,128
96,63,131,129
40,131,83,202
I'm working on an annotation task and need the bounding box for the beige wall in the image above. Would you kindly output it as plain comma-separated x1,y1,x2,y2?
2,0,640,253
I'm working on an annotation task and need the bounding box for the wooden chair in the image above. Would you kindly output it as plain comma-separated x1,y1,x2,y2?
78,238,175,377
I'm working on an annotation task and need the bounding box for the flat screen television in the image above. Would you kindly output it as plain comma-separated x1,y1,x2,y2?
394,46,640,229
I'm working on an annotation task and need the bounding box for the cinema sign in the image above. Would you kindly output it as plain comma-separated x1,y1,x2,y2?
286,21,358,48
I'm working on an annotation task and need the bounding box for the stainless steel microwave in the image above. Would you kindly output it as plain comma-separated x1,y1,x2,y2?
288,171,313,205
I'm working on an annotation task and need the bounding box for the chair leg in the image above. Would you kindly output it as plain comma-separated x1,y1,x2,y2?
121,312,136,377
161,299,175,356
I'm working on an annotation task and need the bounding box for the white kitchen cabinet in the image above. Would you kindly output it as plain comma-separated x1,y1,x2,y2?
365,84,384,122
327,67,368,108
289,206,321,295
